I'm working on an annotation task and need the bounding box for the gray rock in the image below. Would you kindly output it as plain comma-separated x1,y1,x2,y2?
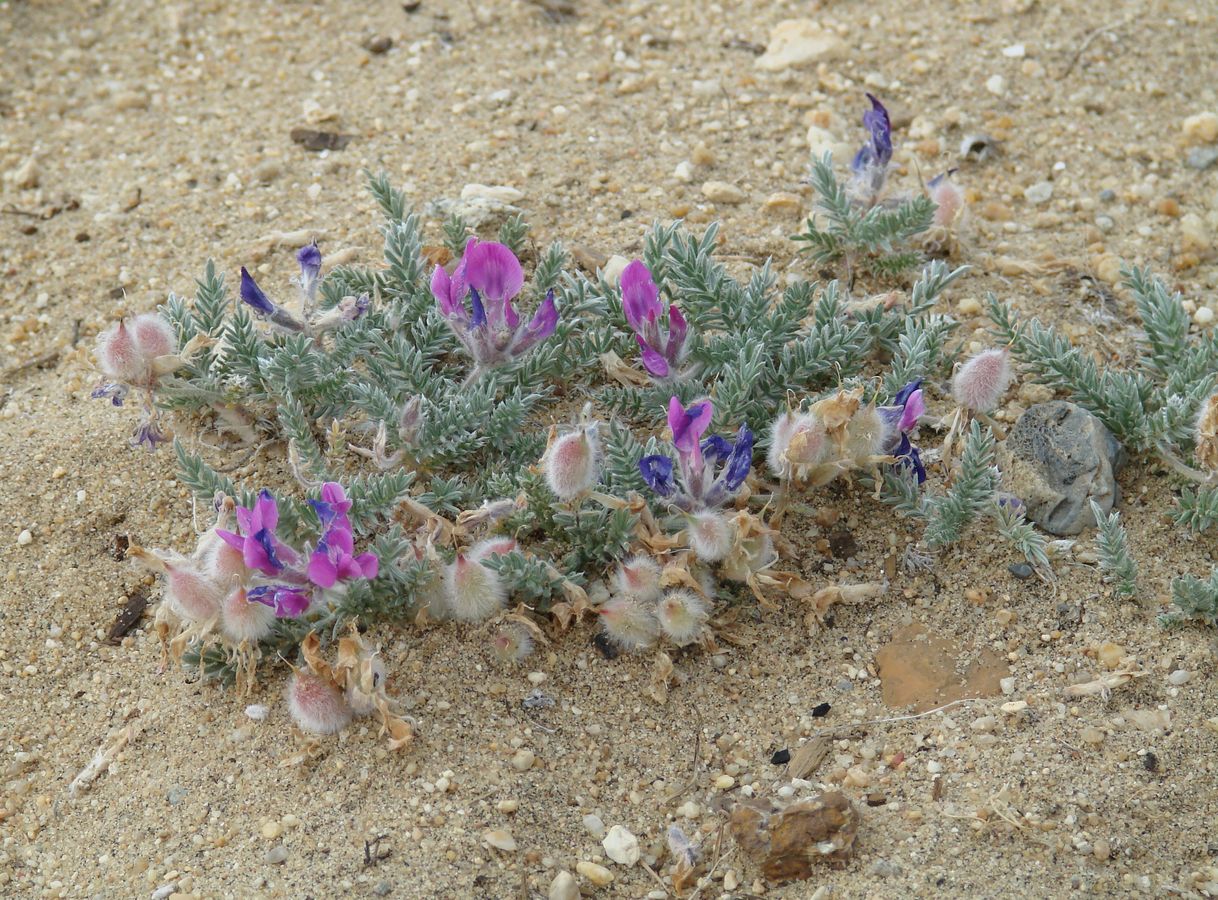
1000,401,1123,535
265,844,289,865
1186,146,1218,171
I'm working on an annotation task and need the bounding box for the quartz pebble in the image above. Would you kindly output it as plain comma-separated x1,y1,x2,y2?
602,825,640,866
985,74,1006,96
701,181,746,205
511,749,535,771
674,161,694,183
575,860,614,886
755,19,847,71
265,844,288,865
1167,669,1191,685
582,813,606,839
762,192,803,218
1182,111,1218,144
496,799,519,813
1024,182,1053,204
1001,43,1026,58
17,530,33,546
549,871,579,900
261,821,284,840
483,829,517,852
1001,700,1028,714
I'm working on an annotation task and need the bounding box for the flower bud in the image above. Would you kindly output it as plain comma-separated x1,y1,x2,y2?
597,597,660,652
613,555,662,604
952,348,1012,413
686,510,733,563
443,554,506,621
130,312,175,360
287,671,353,734
219,586,276,644
164,562,224,622
543,424,601,500
657,590,709,645
96,320,144,383
490,624,534,664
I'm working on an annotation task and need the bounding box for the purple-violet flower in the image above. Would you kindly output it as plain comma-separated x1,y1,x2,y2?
131,418,168,450
879,380,926,484
850,93,893,203
216,489,300,576
431,240,558,370
639,398,754,510
296,241,323,305
620,260,689,379
247,584,312,618
239,267,306,332
306,482,378,589
91,383,129,407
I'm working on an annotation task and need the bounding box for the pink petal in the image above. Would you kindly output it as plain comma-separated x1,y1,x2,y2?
899,389,925,432
637,336,670,378
216,529,245,553
665,304,687,358
464,241,524,303
621,260,660,332
307,551,338,588
356,553,379,579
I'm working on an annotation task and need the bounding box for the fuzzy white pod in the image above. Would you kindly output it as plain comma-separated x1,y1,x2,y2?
844,406,891,464
470,537,517,563
543,424,601,500
657,590,709,645
96,320,145,383
952,348,1013,413
768,411,827,479
163,562,225,622
929,174,964,228
687,510,734,563
218,586,276,644
287,671,353,734
490,624,534,664
613,555,663,604
130,312,175,360
443,554,507,621
597,597,660,652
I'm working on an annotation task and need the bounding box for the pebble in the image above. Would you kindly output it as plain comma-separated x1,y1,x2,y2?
985,74,1006,96
1181,213,1211,255
582,814,606,839
1182,111,1218,143
483,829,517,852
1024,182,1054,204
1001,43,1026,58
1167,669,1191,685
1000,676,1016,695
549,871,579,900
365,35,393,55
602,825,640,866
714,774,736,790
1095,214,1114,232
1099,189,1117,203
17,530,33,546
510,749,535,772
265,844,288,865
261,821,284,840
527,671,547,685
1185,146,1218,170
9,157,39,189
1001,701,1028,714
677,801,701,819
970,716,998,733
496,799,519,813
1195,307,1213,327
691,142,717,167
602,256,630,285
674,161,694,183
755,19,847,72
1093,838,1111,861
372,881,393,896
575,860,614,886
1080,726,1104,746
1008,563,1034,580
1000,401,1123,535
762,192,803,218
701,181,746,205
460,183,524,204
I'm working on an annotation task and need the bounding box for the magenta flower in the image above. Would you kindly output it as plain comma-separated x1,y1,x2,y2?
216,489,299,576
668,396,713,469
430,240,558,370
620,261,689,379
306,482,378,589
247,584,312,618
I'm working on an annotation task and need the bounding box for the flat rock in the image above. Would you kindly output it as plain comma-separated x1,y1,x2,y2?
999,401,1123,535
729,791,859,882
755,20,847,72
602,824,640,866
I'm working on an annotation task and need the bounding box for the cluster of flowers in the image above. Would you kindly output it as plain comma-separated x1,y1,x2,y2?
138,483,378,647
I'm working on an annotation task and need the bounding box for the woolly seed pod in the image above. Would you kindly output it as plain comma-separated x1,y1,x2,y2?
768,411,826,479
345,655,386,716
952,348,1013,413
687,510,733,563
721,531,775,583
96,320,144,383
766,411,800,477
287,671,353,734
929,175,964,228
613,555,662,604
218,586,276,644
543,425,601,500
470,537,517,563
443,554,506,622
657,590,709,646
163,562,224,623
844,406,891,465
130,312,175,360
490,624,534,664
597,597,660,652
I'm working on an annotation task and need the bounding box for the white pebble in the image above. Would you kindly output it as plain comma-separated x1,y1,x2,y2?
1167,669,1191,685
602,825,640,866
1024,182,1054,204
17,529,32,546
1194,307,1214,326
926,760,943,774
701,181,746,205
985,74,1006,96
527,671,547,686
549,871,579,900
1001,44,1026,58
582,813,606,839
674,160,694,183
1000,676,1016,695
483,829,517,852
244,704,269,721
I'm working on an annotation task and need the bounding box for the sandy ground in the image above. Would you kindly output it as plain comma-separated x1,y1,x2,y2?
3,0,1218,897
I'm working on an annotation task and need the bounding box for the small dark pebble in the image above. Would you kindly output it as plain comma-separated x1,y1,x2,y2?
770,749,791,765
811,702,831,718
372,882,394,897
865,792,887,807
828,528,858,559
110,533,129,561
1009,562,1034,580
75,231,90,242
108,287,125,300
619,209,633,219
592,632,619,660
1099,189,1116,203
290,128,352,152
402,1,421,12
20,224,37,235
364,35,393,54
1142,751,1158,772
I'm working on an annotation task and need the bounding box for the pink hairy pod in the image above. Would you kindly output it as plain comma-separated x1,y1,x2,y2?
218,585,276,644
612,555,663,604
597,597,660,652
656,590,709,645
952,348,1013,413
543,424,601,500
443,554,507,621
287,670,354,734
